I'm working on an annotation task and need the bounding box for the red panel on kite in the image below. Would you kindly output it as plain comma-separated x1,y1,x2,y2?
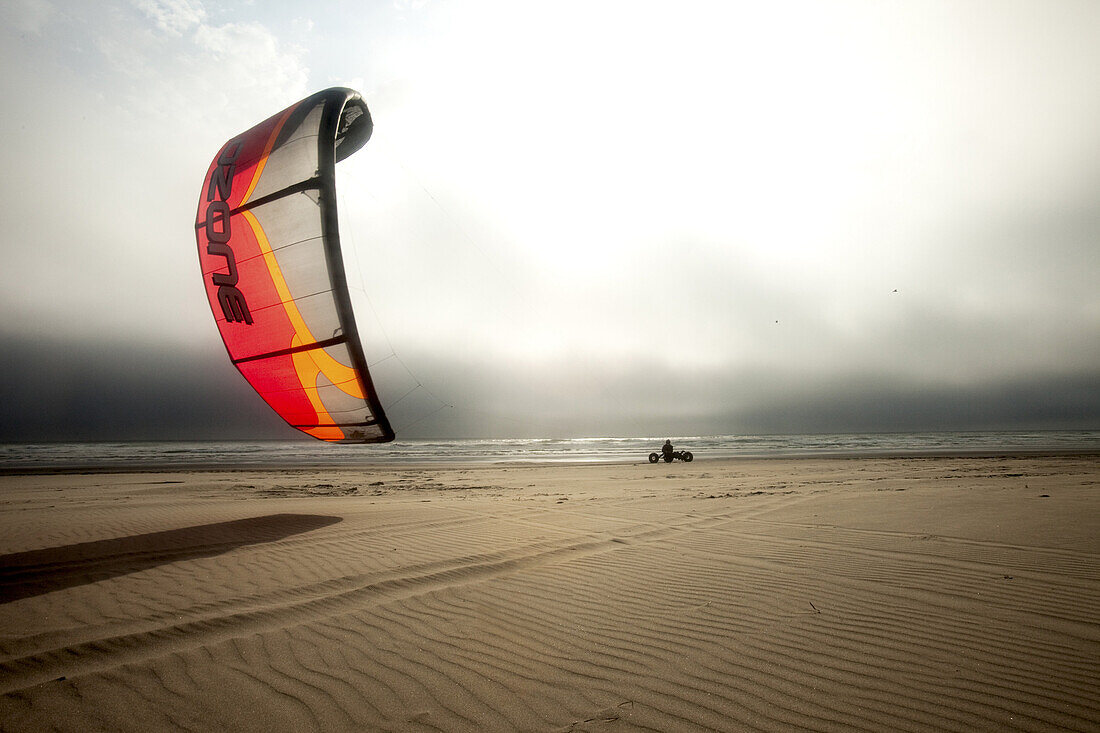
195,88,394,443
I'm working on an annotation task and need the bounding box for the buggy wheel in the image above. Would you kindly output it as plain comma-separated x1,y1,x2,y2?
648,452,660,463
682,451,693,462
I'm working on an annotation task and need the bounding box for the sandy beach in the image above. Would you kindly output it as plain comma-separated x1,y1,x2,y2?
1,454,1098,731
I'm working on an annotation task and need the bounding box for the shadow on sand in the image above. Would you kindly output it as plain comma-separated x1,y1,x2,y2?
0,514,342,604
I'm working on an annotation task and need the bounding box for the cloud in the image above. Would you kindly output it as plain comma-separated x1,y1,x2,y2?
2,337,1097,442
132,0,205,36
2,0,1098,441
392,0,429,14
0,1,312,350
180,20,310,130
0,335,288,442
0,0,57,36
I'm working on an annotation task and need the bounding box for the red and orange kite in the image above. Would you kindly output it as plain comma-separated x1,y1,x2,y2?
195,88,394,443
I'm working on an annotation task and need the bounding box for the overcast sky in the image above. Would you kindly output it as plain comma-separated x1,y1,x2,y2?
1,0,1098,441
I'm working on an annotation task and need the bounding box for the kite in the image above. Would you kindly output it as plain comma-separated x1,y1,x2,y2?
194,87,394,443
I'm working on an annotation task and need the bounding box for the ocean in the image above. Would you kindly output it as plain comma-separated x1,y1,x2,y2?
1,431,1098,472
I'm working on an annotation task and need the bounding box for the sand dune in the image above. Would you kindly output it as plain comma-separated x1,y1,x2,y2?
1,456,1098,731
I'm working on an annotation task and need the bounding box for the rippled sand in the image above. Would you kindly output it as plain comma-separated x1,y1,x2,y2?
2,455,1098,731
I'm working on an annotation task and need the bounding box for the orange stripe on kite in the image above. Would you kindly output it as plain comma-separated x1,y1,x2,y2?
239,104,299,207
241,209,365,400
291,334,345,441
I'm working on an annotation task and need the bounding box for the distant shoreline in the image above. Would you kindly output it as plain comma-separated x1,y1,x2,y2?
2,449,1098,476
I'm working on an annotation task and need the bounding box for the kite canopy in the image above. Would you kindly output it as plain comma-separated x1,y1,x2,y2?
195,87,394,443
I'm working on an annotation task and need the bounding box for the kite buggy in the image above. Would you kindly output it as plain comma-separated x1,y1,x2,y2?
649,439,693,463
649,450,694,463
